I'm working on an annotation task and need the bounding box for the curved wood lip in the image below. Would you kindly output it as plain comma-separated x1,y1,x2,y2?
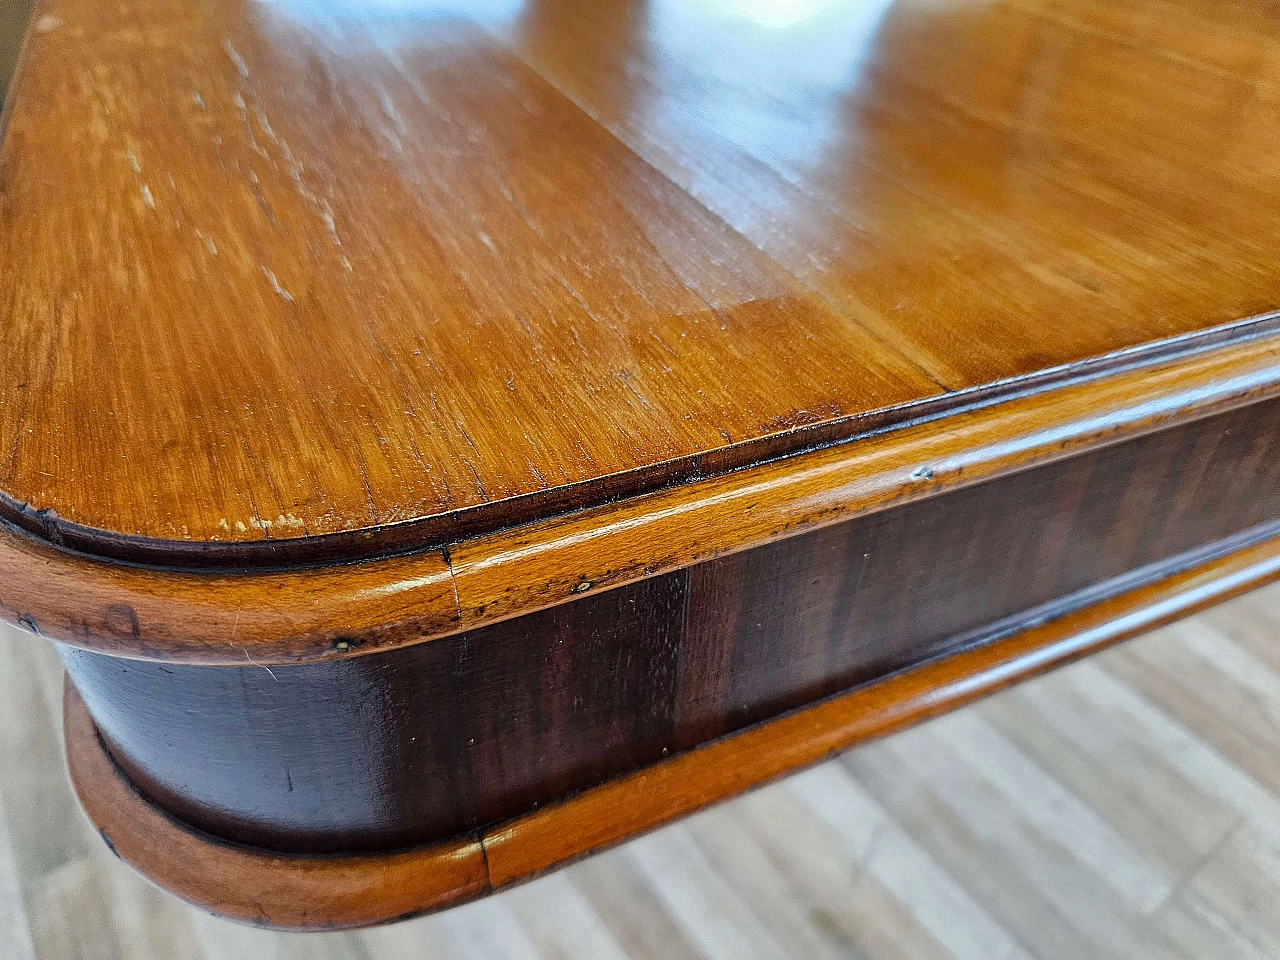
7,320,1280,665
65,531,1280,931
64,682,491,931
6,314,1280,572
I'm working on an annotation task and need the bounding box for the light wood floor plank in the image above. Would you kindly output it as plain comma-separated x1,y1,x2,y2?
0,788,37,960
430,893,549,960
1172,818,1280,957
928,710,1176,912
0,628,102,960
784,765,1032,960
566,848,708,960
740,783,967,960
687,803,882,960
847,728,1190,960
980,675,1243,879
628,826,794,960
27,857,128,960
502,872,633,960
1105,624,1280,797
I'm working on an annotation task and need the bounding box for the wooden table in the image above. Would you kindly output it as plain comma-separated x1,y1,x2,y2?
3,0,1280,931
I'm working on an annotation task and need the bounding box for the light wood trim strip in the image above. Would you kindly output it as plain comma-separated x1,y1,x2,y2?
15,329,1280,664
448,328,1280,631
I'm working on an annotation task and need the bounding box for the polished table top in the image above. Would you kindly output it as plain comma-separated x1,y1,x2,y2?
5,0,1280,573
11,0,1280,928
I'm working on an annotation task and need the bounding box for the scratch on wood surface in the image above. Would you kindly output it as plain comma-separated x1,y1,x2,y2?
242,646,278,682
223,40,249,79
194,228,218,255
261,267,293,303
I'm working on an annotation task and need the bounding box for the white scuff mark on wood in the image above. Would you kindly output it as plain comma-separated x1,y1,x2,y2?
248,514,306,531
194,229,218,255
35,14,61,32
140,184,155,209
231,91,269,159
319,200,341,246
262,266,294,303
223,39,249,78
254,107,277,142
240,92,342,250
377,83,408,135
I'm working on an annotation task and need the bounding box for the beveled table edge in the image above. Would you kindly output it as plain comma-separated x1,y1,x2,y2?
10,322,1280,665
5,321,1280,665
65,527,1280,930
8,324,1280,664
5,313,1279,571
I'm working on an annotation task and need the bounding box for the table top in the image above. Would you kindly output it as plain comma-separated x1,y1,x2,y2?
5,0,1280,664
5,0,1280,569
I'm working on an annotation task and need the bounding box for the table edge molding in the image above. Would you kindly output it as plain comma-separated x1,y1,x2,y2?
8,321,1280,664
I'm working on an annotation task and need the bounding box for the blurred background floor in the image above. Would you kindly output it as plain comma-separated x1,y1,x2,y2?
0,0,33,108
1,581,1278,960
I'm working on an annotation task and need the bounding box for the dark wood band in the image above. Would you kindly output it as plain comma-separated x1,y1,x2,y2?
55,391,1280,865
59,394,1280,857
62,682,489,931
66,530,1280,930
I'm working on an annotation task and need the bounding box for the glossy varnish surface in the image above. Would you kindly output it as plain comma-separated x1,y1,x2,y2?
6,0,1280,561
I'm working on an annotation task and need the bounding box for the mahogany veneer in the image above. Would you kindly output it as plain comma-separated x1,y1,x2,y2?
5,0,1280,930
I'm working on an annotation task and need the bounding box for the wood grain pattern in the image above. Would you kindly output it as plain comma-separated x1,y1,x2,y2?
5,0,1280,568
62,572,690,854
503,0,1280,386
9,0,1280,932
63,529,1280,930
4,328,1278,665
481,531,1280,893
56,393,1280,857
0,0,933,562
